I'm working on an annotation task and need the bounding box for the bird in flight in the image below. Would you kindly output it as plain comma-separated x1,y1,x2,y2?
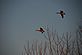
36,27,45,33
56,10,65,19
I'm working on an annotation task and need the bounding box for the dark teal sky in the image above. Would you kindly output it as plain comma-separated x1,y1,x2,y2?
0,0,82,55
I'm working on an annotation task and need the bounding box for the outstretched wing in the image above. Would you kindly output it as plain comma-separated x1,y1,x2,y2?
63,13,65,15
56,12,60,14
36,30,40,31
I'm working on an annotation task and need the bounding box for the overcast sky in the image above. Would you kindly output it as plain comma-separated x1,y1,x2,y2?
0,0,82,55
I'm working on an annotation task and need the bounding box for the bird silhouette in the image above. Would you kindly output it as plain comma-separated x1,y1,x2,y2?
56,10,65,19
36,27,45,33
